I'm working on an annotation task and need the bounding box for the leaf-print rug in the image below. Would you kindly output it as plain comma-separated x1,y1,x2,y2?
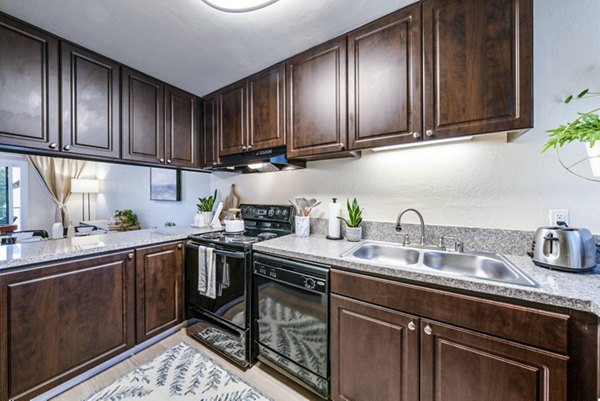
84,342,272,401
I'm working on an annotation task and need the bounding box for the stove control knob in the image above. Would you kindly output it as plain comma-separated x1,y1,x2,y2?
275,209,282,216
304,277,316,289
268,208,275,217
283,209,289,216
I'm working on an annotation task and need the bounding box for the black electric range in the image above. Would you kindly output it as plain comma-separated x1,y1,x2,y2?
185,204,294,368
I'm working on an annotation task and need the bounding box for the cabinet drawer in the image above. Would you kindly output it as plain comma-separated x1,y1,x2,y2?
331,269,569,353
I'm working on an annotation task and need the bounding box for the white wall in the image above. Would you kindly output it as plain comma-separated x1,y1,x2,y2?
211,0,600,233
96,162,212,229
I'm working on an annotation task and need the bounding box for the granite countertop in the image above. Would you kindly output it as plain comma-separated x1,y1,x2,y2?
0,226,219,270
253,234,600,316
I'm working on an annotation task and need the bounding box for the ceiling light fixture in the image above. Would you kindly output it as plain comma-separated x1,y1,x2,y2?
202,0,279,12
371,136,474,152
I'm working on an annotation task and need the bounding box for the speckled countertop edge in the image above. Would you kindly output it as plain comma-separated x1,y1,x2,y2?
253,234,600,316
0,226,220,270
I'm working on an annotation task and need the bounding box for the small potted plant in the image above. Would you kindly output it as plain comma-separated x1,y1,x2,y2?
112,209,140,231
289,197,321,238
338,198,363,242
197,189,218,224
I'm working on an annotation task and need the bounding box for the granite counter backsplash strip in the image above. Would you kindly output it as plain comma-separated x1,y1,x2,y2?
310,218,536,256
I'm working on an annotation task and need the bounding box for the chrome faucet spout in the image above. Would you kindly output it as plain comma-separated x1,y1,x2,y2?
396,208,426,245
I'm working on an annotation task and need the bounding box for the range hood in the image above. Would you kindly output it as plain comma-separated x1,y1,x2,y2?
212,146,306,174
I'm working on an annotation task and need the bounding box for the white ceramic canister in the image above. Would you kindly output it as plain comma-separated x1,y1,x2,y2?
295,216,310,238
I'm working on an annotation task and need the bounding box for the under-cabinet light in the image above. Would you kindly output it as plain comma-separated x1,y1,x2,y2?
202,0,279,12
371,136,474,152
248,163,264,169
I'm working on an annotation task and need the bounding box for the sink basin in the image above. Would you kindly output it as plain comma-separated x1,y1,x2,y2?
347,241,420,266
422,251,537,287
341,241,538,287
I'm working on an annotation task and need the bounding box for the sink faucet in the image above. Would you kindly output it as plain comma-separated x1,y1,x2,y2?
396,208,426,245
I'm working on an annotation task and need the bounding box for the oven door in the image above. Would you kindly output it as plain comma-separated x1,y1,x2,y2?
185,242,249,330
253,254,329,396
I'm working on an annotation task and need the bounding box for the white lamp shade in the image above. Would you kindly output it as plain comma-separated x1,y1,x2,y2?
71,178,100,194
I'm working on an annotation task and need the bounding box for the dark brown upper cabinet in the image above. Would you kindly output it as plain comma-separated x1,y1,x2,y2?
286,37,347,159
0,14,60,152
165,85,199,168
218,80,247,156
248,64,285,150
122,67,165,165
202,93,219,167
422,0,533,140
348,4,422,150
61,43,120,159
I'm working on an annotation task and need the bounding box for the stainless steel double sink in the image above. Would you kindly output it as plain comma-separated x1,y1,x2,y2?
341,241,538,287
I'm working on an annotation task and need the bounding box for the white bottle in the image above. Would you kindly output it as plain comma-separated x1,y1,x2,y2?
328,198,341,239
66,224,75,238
51,222,64,239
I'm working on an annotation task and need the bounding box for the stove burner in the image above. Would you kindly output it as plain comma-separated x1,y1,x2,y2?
258,232,278,240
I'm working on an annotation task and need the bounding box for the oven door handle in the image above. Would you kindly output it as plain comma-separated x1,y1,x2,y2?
214,249,246,259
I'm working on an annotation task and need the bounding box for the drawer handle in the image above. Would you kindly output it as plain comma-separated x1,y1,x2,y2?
424,325,432,335
408,321,416,331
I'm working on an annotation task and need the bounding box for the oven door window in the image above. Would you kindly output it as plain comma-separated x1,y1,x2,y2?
255,275,328,378
186,247,247,329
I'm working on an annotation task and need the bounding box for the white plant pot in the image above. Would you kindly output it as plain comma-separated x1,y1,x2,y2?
345,226,362,242
586,142,600,177
295,216,310,238
202,211,214,225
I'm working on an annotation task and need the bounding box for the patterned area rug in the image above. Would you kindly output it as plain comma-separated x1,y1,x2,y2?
84,342,272,401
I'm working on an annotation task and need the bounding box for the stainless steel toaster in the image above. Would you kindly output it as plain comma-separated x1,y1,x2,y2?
531,226,597,272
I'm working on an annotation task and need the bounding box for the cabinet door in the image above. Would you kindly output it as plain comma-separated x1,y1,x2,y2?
423,0,533,139
218,80,247,156
165,85,199,168
248,64,285,150
0,14,60,152
135,242,184,344
0,252,135,401
122,67,165,164
348,4,422,150
61,43,120,159
420,319,568,401
286,37,347,158
331,294,419,401
202,93,219,167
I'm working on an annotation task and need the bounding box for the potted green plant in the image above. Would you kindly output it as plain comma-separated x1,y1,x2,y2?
338,198,363,242
543,88,600,177
113,209,139,231
197,189,218,224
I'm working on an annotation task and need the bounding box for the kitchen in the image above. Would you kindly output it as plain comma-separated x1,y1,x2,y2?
0,0,598,400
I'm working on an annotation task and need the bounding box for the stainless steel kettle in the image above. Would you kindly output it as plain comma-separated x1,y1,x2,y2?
531,226,597,272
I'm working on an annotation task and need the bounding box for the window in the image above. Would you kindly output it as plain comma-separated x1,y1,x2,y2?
0,159,28,230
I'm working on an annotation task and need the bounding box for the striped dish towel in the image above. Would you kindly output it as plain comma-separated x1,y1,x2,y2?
197,245,216,299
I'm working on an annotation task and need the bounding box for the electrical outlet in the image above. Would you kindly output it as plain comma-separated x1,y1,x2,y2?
549,209,570,226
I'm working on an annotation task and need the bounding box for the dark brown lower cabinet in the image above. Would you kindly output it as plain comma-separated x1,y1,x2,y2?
420,320,568,401
331,294,419,401
135,242,184,344
0,252,135,401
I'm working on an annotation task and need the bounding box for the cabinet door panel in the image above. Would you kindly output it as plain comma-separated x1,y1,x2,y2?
61,43,120,158
122,68,165,164
202,94,219,167
420,320,568,401
348,4,422,149
423,0,533,138
0,15,59,151
219,81,247,156
286,37,347,158
249,64,285,150
0,252,135,401
165,86,198,168
135,242,183,343
331,294,419,401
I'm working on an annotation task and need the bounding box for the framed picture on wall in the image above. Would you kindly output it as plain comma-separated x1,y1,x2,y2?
150,168,181,201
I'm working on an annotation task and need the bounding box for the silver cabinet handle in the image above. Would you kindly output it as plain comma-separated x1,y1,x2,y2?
426,130,434,137
63,145,71,151
128,253,134,260
247,145,253,150
408,321,416,331
159,158,165,163
412,132,420,139
177,243,183,249
242,146,247,151
424,325,432,335
167,159,172,164
49,142,57,149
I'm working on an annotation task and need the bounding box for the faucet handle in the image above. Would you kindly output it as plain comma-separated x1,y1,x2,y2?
402,234,410,246
439,236,464,253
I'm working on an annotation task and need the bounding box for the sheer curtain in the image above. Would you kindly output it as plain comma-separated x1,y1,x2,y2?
28,156,86,226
